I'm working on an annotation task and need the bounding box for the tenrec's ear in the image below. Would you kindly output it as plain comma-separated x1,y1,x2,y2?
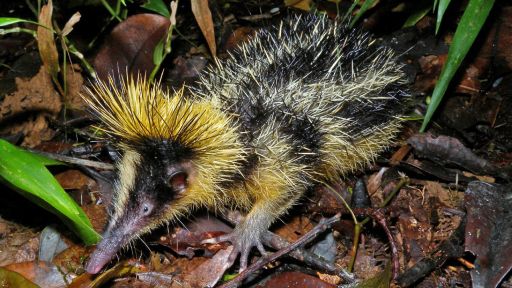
168,171,188,194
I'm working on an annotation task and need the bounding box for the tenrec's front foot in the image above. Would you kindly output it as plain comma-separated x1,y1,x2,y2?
203,227,266,271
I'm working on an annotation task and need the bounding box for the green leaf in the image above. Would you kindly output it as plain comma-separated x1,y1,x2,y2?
149,1,177,82
0,267,39,288
420,0,495,132
0,17,37,27
436,0,453,34
403,6,432,28
153,38,165,66
0,139,100,245
355,262,392,288
350,0,377,27
142,0,170,18
222,273,238,282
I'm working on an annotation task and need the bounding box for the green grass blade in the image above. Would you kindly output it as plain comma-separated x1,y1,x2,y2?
100,0,123,22
152,38,165,66
0,140,100,245
0,17,38,27
403,6,432,28
435,0,453,34
141,0,170,18
420,0,495,132
350,0,377,27
0,17,52,34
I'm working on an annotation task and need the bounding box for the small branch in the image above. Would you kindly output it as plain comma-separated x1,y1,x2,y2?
221,212,354,282
219,213,343,288
46,116,101,141
371,209,400,280
27,149,114,170
381,176,409,208
265,231,354,281
349,176,408,274
238,13,275,22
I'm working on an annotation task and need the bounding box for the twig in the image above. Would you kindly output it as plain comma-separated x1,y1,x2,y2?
238,13,275,22
371,209,400,280
221,212,354,282
260,231,350,278
348,176,409,274
47,116,99,140
27,149,114,170
219,213,343,288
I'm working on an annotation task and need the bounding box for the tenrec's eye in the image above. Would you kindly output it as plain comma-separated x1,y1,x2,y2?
168,171,188,193
142,204,152,215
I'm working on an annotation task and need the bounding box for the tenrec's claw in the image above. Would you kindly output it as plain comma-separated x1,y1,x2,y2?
203,230,266,271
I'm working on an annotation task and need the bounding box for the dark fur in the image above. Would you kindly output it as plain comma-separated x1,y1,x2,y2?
194,14,409,182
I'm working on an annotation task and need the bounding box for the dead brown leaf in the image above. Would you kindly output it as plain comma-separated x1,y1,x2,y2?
273,215,315,243
465,181,512,288
317,272,342,285
4,261,69,287
93,14,171,82
37,0,59,83
61,12,81,37
159,227,228,258
181,246,234,288
224,27,256,52
408,133,499,177
367,168,386,196
284,0,313,11
258,271,336,288
389,145,411,166
191,0,216,57
54,169,95,191
307,182,351,215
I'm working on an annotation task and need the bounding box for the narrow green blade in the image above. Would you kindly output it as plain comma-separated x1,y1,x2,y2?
420,0,495,132
0,140,100,245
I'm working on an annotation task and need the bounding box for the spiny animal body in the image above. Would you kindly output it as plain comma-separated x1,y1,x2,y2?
85,13,408,274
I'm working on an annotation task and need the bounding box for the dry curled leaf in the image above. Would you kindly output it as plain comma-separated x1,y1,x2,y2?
159,228,228,258
4,261,69,288
465,181,512,288
37,0,59,82
191,0,216,57
181,246,234,288
408,133,500,177
284,0,313,11
93,13,171,82
61,12,81,37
